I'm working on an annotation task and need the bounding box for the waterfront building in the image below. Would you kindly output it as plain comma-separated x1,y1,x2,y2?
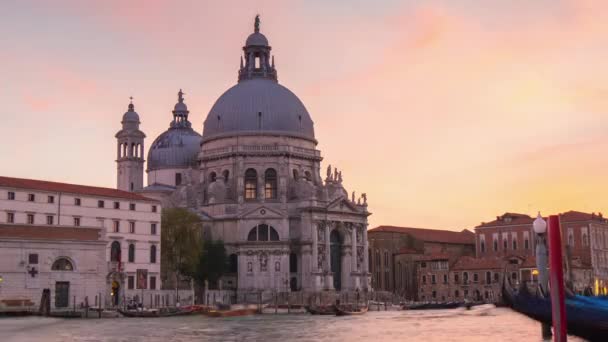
475,211,606,294
0,223,106,312
0,176,162,307
120,17,371,294
368,226,475,298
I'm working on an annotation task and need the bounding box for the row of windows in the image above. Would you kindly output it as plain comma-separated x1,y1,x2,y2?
126,274,157,290
110,241,157,264
4,213,157,234
480,237,530,253
244,168,277,200
6,191,157,212
422,271,502,285
112,221,157,235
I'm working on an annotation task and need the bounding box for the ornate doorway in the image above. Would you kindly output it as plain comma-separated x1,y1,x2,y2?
330,230,342,290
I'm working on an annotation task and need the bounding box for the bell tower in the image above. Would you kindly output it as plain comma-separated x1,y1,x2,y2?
115,98,145,192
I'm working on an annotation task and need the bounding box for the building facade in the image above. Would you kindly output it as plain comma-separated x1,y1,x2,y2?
119,18,371,294
0,224,106,311
0,176,162,306
368,225,475,299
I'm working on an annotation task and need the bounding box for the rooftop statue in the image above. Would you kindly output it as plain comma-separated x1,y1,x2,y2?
254,14,260,32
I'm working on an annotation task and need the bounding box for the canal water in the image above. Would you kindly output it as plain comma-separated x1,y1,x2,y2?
0,307,586,341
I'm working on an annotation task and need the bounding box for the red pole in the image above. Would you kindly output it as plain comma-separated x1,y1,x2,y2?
548,215,567,342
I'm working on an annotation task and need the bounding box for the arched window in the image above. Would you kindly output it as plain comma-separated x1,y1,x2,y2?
247,224,280,241
223,170,230,183
292,169,299,180
264,168,277,199
244,169,257,200
110,241,121,262
51,258,74,271
228,254,238,273
209,172,217,182
270,227,279,241
150,245,157,263
128,244,135,263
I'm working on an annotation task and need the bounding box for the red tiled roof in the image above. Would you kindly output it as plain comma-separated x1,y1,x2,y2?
476,212,534,228
0,224,102,241
369,226,475,245
559,210,608,223
396,247,421,255
418,253,451,261
452,256,504,271
0,176,158,202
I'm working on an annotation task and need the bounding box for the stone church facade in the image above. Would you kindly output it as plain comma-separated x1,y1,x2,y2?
118,17,371,294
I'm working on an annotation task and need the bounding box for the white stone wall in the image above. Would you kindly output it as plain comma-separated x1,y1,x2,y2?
147,167,190,187
0,238,106,310
0,186,162,293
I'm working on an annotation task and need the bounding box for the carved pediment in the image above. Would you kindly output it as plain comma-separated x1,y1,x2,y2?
326,197,360,214
239,205,285,219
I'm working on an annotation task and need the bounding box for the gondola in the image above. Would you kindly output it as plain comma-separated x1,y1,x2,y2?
305,305,337,315
502,277,608,341
335,305,368,316
118,307,194,318
403,302,462,310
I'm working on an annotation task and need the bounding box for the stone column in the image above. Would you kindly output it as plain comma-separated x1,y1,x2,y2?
312,221,318,272
258,173,265,202
351,225,357,273
325,222,333,290
117,142,121,159
363,224,370,289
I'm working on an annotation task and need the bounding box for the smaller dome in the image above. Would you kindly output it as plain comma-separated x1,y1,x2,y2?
147,128,202,171
122,103,140,123
246,32,268,46
174,102,188,113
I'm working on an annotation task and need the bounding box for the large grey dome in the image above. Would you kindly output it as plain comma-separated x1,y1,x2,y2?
147,128,202,171
202,79,315,142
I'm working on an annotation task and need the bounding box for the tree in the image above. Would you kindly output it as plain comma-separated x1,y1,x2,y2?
161,208,202,301
194,240,227,292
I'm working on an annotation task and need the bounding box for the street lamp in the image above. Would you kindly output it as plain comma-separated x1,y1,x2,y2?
533,212,551,339
533,212,547,235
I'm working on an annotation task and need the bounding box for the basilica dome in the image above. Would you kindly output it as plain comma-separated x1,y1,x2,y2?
147,90,202,171
202,79,315,141
202,20,315,142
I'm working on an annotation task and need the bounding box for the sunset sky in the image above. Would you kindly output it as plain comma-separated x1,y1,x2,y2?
2,0,608,230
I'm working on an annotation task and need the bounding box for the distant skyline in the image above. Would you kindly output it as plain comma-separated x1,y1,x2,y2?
2,0,608,230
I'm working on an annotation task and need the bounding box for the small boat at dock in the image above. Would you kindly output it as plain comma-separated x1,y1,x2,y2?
305,305,337,315
502,277,608,341
335,305,368,316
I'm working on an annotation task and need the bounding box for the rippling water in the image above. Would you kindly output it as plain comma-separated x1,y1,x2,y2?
0,307,586,342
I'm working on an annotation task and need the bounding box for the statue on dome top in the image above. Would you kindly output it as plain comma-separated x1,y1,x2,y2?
178,89,184,103
254,14,261,33
326,165,332,181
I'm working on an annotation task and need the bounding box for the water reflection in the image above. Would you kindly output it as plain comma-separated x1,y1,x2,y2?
0,308,586,342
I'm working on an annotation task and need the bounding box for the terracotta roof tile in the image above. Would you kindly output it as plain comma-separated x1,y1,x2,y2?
0,176,158,202
559,210,608,223
396,247,420,255
476,213,534,228
369,226,475,245
0,224,102,241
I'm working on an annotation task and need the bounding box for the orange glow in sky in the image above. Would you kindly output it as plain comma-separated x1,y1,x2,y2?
1,0,608,230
